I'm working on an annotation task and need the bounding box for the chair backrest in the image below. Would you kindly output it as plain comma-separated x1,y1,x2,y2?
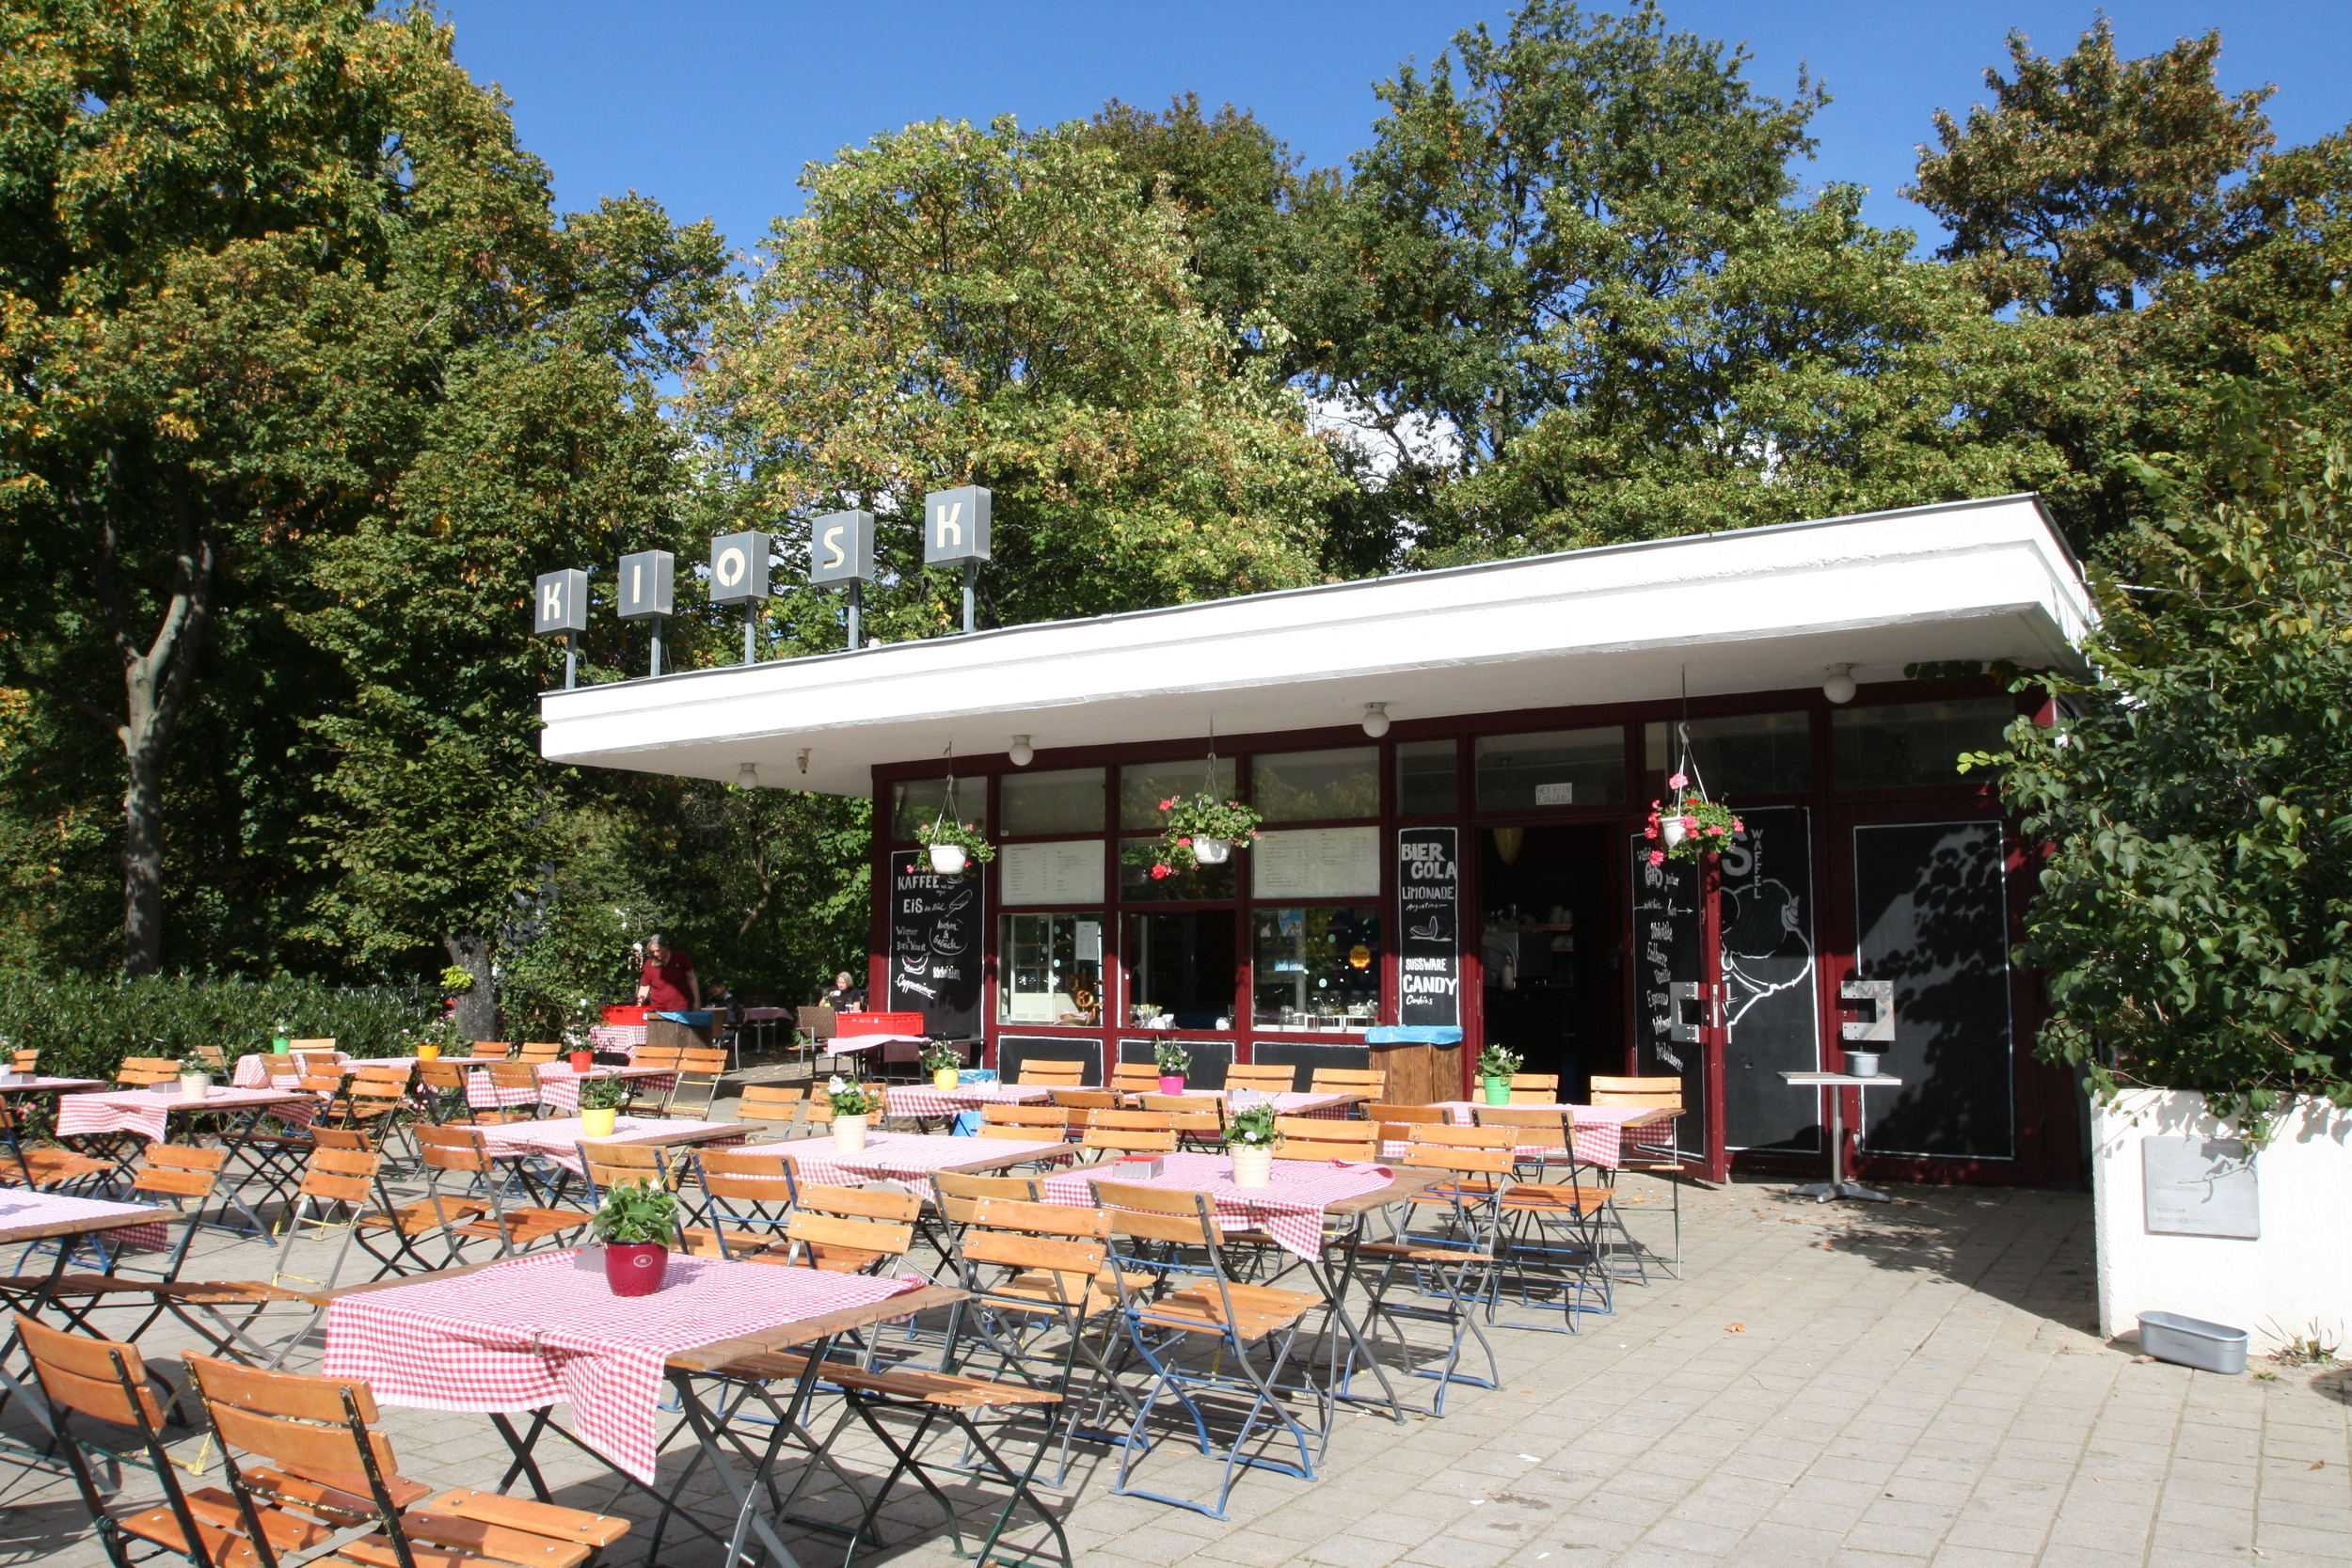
981,1101,1067,1130
784,1182,917,1272
1222,1062,1295,1093
115,1058,178,1086
414,1124,495,1177
1091,1179,1223,1244
186,1354,399,1495
469,1040,514,1060
18,1311,165,1430
132,1144,226,1202
1109,1060,1160,1086
1587,1074,1683,1109
189,1043,229,1069
516,1041,562,1063
299,1146,383,1205
960,1197,1111,1307
634,1046,684,1071
1137,1093,1224,1135
485,1061,540,1091
1369,1101,1447,1146
692,1147,798,1203
1473,1104,1569,1128
418,1062,466,1093
1273,1117,1378,1160
798,1005,838,1039
677,1048,727,1075
1049,1088,1117,1111
287,1037,338,1053
291,1052,342,1074
1014,1058,1087,1086
1082,1124,1178,1153
351,1063,410,1083
931,1169,1041,1224
736,1084,806,1129
8,1049,35,1073
297,1073,345,1098
1507,1071,1562,1103
308,1126,373,1153
1410,1123,1519,1150
1308,1067,1387,1097
580,1140,673,1197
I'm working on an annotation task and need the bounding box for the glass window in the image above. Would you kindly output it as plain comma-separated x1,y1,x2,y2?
890,776,988,844
1124,911,1237,1029
1251,907,1383,1031
1254,747,1378,822
997,912,1104,1024
1645,713,1811,797
1117,852,1236,902
1474,728,1625,810
1001,768,1104,836
1833,699,2016,790
1119,758,1237,829
1397,738,1457,816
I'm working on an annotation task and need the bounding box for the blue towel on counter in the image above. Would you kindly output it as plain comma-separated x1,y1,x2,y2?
650,1010,714,1027
1362,1025,1464,1045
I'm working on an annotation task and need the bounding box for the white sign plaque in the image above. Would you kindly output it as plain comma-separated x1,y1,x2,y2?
1253,827,1380,900
2143,1137,2260,1239
999,841,1104,906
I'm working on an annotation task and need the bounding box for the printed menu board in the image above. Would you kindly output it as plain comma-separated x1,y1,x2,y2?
1253,826,1380,899
998,841,1104,906
887,850,983,1038
1397,827,1460,1029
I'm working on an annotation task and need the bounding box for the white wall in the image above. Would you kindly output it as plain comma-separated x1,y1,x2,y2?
2093,1089,2352,1353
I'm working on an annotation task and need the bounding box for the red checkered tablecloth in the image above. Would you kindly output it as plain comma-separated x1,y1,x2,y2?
465,1065,676,1114
0,1190,171,1254
474,1116,741,1175
56,1087,318,1145
770,1132,1074,1200
882,1084,1051,1120
1426,1102,1677,1168
1041,1149,1393,1259
587,1025,647,1055
1224,1089,1357,1121
321,1249,920,1482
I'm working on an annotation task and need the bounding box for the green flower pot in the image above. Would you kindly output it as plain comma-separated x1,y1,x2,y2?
1483,1076,1511,1105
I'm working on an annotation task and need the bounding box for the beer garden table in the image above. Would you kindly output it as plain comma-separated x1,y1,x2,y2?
756,1131,1081,1201
0,1191,169,1441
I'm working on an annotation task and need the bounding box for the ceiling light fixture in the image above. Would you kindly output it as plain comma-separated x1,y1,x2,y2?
1822,664,1857,705
796,748,811,775
737,762,759,788
1009,736,1034,767
1361,702,1391,738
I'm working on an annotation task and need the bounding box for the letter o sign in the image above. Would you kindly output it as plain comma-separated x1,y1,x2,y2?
707,531,771,605
715,546,746,587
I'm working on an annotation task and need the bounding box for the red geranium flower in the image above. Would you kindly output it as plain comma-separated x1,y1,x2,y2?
1647,849,1665,866
1150,864,1170,879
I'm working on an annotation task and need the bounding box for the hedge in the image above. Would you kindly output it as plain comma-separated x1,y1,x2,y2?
0,971,441,1084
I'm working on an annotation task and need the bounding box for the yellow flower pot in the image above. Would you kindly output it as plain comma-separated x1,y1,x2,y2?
417,1043,441,1063
580,1107,618,1137
933,1069,960,1092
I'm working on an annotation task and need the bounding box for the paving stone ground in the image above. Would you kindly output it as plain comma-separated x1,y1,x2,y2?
3,1079,2346,1568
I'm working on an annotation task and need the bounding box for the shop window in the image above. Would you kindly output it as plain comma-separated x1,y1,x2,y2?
1474,728,1624,810
1397,738,1457,816
1117,852,1236,902
997,912,1104,1024
1254,747,1378,822
1833,699,2015,790
1001,767,1105,836
1252,906,1382,1031
890,776,988,844
1645,712,1811,797
1124,911,1237,1029
1119,757,1237,829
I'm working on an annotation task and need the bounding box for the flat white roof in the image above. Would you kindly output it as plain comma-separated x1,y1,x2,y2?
540,493,2090,797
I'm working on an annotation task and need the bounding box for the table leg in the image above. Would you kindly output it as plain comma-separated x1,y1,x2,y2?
1791,1084,1889,1203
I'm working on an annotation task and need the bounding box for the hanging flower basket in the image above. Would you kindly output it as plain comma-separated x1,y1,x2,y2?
1644,773,1742,865
915,816,995,875
1120,793,1263,879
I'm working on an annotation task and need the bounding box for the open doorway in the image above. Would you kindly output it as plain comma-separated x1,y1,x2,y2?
1478,824,1625,1100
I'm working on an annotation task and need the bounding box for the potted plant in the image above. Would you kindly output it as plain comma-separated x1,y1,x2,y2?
1224,1102,1283,1188
578,1073,628,1138
414,1017,462,1065
915,816,995,877
1120,793,1263,879
271,1019,292,1055
592,1181,677,1297
922,1039,963,1092
176,1059,211,1102
824,1075,882,1151
1476,1044,1522,1106
1644,771,1743,865
1153,1040,1191,1095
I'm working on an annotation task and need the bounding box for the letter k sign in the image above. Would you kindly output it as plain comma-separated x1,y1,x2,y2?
932,499,962,552
922,485,991,566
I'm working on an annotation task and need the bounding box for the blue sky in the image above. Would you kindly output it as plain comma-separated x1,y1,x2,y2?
445,1,2350,257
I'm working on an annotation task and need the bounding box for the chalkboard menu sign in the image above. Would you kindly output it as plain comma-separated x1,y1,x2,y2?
1629,837,1703,1159
887,850,983,1038
1397,827,1461,1029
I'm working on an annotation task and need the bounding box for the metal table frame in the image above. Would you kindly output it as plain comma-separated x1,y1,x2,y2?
1781,1071,1904,1203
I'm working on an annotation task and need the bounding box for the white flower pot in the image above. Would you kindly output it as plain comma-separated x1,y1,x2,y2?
1661,816,1688,848
832,1115,869,1152
929,843,968,875
1229,1144,1273,1188
1192,835,1232,865
179,1072,209,1102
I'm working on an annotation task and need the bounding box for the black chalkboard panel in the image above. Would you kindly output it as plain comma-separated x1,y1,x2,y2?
1718,807,1821,1154
886,850,983,1039
1397,827,1462,1029
995,1035,1103,1086
1118,1037,1236,1085
1246,1039,1374,1093
1853,821,2014,1161
1629,836,1704,1161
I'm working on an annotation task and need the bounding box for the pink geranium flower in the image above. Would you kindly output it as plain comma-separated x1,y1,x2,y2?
1158,798,1174,811
1648,849,1665,866
1644,825,1658,839
1150,864,1170,879
1668,773,1688,790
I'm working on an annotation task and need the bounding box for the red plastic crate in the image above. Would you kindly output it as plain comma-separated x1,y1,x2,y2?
601,1006,651,1025
836,1011,926,1037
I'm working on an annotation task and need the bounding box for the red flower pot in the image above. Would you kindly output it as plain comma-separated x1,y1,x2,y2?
569,1051,593,1072
1159,1075,1184,1095
603,1242,669,1296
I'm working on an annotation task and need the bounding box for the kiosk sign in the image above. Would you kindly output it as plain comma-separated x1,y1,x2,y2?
1397,827,1460,1029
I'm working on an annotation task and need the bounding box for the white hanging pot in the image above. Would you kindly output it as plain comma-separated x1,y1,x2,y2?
1192,835,1232,865
929,844,968,876
1661,816,1688,849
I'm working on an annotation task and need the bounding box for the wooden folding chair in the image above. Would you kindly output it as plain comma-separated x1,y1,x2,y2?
516,1040,563,1064
1587,1076,1687,1280
1079,1110,1177,1157
1342,1140,1513,1418
660,1048,728,1120
1471,1105,1613,1327
1272,1117,1378,1163
0,1096,115,1195
471,1060,546,1124
114,1057,180,1088
185,1354,628,1568
778,1182,919,1280
1108,1062,1161,1097
1307,1067,1387,1100
735,1083,808,1137
680,1148,801,1260
411,1125,583,1261
1221,1062,1295,1093
1137,1093,1225,1151
1047,1088,1117,1124
8,1048,37,1074
1013,1058,1087,1087
1368,1101,1446,1157
1508,1072,1562,1102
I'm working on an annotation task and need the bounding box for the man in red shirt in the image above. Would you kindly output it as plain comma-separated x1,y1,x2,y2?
636,933,701,1011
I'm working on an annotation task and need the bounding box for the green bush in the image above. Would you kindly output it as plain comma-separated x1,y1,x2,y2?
0,972,440,1083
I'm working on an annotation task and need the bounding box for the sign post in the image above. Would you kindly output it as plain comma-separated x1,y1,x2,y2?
707,531,771,664
923,486,991,634
615,549,675,677
809,510,875,650
532,568,588,689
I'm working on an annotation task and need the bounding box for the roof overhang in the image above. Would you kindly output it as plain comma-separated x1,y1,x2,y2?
539,493,2091,797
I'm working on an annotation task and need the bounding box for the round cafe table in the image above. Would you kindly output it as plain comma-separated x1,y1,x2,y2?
1781,1070,1903,1203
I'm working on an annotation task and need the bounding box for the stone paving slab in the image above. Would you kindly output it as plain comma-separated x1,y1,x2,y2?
3,1118,2346,1566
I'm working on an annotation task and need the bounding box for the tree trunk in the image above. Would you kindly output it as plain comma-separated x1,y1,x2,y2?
94,461,215,979
443,933,498,1039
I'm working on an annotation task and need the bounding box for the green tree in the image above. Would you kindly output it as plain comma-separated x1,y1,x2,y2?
1908,20,2275,318
1985,385,2352,1127
688,115,1344,653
